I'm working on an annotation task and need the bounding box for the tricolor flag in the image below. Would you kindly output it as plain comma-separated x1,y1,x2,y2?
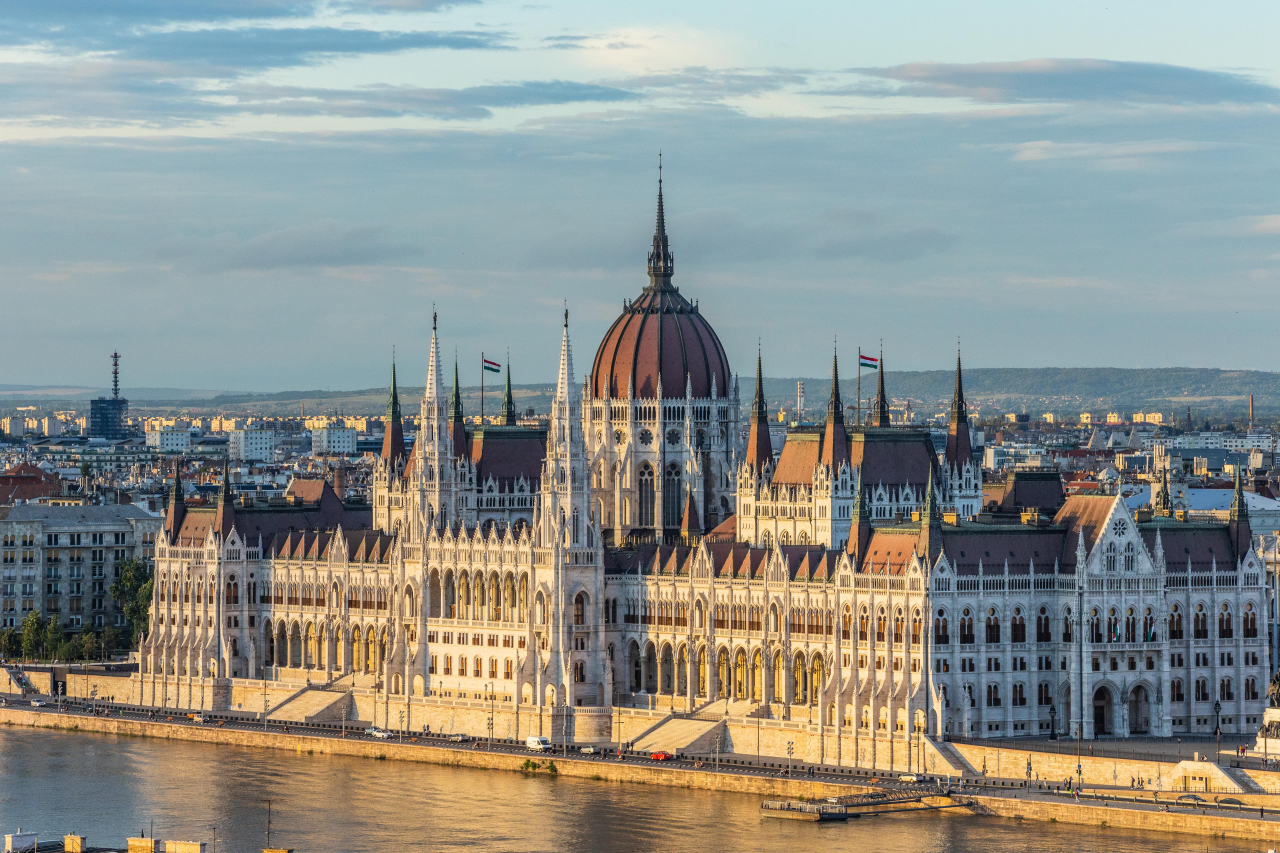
859,353,879,370
483,357,501,374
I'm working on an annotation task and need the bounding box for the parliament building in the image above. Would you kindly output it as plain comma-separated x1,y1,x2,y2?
133,178,1270,769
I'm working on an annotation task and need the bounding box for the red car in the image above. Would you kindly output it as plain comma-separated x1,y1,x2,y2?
650,751,674,761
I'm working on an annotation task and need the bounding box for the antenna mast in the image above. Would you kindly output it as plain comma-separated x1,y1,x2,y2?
111,352,121,399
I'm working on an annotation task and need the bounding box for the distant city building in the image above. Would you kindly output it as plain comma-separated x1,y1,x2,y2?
312,427,357,456
0,505,160,632
145,428,192,454
228,429,275,461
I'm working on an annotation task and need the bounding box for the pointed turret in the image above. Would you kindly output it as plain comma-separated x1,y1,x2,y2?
821,347,850,471
1229,466,1252,560
916,466,943,566
448,359,467,458
744,349,773,471
1153,467,1173,517
945,348,973,470
163,461,185,542
845,466,872,564
212,460,235,539
872,349,890,427
380,360,407,470
500,362,517,426
680,489,701,543
425,311,443,405
555,309,577,403
646,155,674,289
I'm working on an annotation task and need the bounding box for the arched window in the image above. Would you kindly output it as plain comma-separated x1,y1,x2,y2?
1193,604,1208,639
934,610,949,645
572,509,580,545
1010,608,1025,643
1105,542,1116,572
779,531,791,546
225,578,239,605
1036,606,1051,642
876,608,886,643
986,683,1001,707
1219,604,1233,639
574,592,586,626
1171,679,1184,702
761,530,773,550
1142,607,1156,642
638,464,655,527
859,608,869,641
1124,608,1137,643
1244,603,1258,638
663,463,682,528
1220,677,1234,701
959,608,975,645
1170,604,1184,640
1123,541,1135,572
985,609,1000,644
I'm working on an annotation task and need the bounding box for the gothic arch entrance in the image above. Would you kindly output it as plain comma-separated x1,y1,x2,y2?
1093,686,1112,735
1128,685,1151,734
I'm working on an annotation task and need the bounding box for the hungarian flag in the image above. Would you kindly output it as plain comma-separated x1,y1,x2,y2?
483,357,501,374
859,354,879,370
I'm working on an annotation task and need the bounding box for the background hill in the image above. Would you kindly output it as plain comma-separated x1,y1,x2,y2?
2,368,1275,421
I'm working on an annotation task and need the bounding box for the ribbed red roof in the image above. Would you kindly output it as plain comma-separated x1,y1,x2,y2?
590,285,731,400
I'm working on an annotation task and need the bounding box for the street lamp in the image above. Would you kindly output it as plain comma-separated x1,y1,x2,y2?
786,740,795,778
1214,700,1222,766
487,681,494,750
1049,704,1057,742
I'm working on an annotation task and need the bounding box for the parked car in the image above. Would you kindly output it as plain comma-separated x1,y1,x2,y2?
526,736,553,752
30,700,46,708
898,774,919,783
579,745,602,755
650,751,674,761
448,733,470,743
1176,794,1205,804
365,727,393,740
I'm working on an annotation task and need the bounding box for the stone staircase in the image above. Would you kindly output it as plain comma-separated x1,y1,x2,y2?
634,717,723,755
925,738,974,777
268,688,352,724
1223,765,1267,794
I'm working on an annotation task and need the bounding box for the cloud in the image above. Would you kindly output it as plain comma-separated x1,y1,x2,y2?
154,220,418,272
226,79,641,119
606,67,807,100
812,210,957,262
1192,215,1280,238
836,59,1280,105
987,139,1221,170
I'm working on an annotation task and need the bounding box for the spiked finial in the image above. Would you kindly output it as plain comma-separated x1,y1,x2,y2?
646,153,674,287
827,345,844,425
450,358,463,423
950,346,967,424
500,355,517,426
1230,465,1248,521
873,346,890,427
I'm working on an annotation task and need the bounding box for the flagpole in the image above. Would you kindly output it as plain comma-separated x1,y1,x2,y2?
481,351,485,423
857,347,862,427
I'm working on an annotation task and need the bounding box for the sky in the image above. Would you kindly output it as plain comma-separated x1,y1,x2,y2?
3,0,1280,392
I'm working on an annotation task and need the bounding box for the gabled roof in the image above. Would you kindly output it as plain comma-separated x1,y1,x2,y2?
468,426,547,490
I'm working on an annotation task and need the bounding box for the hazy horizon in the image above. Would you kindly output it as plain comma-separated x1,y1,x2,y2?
5,2,1280,390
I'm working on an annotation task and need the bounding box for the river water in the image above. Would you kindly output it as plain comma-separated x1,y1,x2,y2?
0,728,1260,853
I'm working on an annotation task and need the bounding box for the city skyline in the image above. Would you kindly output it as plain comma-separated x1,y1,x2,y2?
4,2,1280,390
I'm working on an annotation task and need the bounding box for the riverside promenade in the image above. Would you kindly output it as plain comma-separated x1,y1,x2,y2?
4,704,1280,843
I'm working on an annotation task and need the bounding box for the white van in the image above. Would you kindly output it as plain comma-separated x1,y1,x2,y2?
526,736,553,752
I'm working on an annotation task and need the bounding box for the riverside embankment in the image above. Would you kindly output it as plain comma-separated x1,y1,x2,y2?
4,707,1280,843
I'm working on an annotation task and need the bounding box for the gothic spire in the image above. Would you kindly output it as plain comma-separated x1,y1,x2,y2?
1230,466,1248,522
872,348,890,427
821,345,850,471
380,359,407,469
425,310,443,406
500,359,517,426
827,346,844,426
950,347,967,425
745,347,773,470
1153,466,1173,517
450,358,464,424
646,153,674,288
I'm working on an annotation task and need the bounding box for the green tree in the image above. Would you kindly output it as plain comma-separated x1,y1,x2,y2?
45,618,65,659
110,557,153,647
0,628,18,658
77,630,98,661
21,612,46,659
101,625,119,656
58,640,80,662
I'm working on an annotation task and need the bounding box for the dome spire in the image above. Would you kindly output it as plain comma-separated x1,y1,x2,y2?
872,345,890,427
646,152,674,288
950,343,967,425
500,353,517,426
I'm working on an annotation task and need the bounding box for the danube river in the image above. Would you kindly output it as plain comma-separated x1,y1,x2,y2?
0,728,1259,853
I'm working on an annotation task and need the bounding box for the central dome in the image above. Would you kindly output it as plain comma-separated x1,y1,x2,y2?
590,177,731,400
